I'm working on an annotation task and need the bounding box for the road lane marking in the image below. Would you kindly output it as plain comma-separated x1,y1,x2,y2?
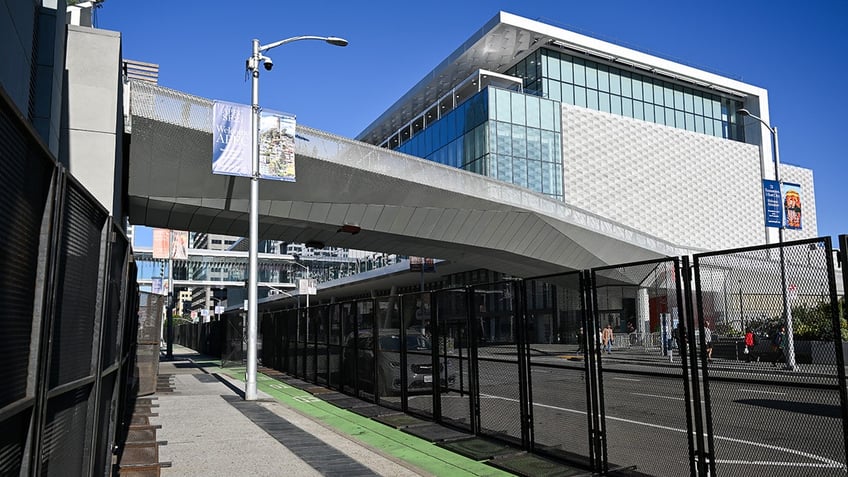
630,392,684,401
612,377,640,382
479,393,845,470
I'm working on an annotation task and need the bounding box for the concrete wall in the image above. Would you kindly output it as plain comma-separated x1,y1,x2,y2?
561,104,766,251
61,25,124,218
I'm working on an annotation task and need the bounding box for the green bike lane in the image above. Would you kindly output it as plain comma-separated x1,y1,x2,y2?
207,361,514,477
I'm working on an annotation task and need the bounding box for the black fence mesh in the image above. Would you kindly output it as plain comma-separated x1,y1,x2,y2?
194,238,848,477
434,287,473,431
403,292,436,419
473,281,525,446
695,238,848,476
374,296,402,409
525,272,593,467
591,258,692,477
328,305,343,390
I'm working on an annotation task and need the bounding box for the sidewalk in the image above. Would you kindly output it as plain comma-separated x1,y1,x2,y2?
152,345,514,477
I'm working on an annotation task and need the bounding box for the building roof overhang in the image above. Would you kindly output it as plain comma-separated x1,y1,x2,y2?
356,11,768,145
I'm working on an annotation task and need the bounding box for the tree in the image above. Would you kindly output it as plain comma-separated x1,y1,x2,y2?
791,299,848,341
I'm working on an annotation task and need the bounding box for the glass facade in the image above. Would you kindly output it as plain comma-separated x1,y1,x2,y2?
507,48,745,141
396,87,563,200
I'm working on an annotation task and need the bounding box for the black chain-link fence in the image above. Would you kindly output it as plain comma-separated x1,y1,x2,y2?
694,238,848,476
202,236,843,477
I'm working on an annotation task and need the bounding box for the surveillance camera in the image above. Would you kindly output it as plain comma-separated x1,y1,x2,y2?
263,56,273,71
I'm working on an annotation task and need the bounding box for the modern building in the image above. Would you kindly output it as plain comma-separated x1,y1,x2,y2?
358,11,817,253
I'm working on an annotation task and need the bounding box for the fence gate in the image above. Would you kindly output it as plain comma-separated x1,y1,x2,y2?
471,280,531,447
221,313,245,368
694,237,848,477
589,257,700,476
523,271,596,469
433,287,475,431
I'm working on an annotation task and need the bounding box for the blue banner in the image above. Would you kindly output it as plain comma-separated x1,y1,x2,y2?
763,179,782,228
212,101,252,177
782,182,802,230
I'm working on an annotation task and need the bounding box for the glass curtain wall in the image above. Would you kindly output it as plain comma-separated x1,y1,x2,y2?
508,48,745,141
397,87,563,201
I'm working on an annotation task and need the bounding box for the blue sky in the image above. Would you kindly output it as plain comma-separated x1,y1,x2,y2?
98,0,847,248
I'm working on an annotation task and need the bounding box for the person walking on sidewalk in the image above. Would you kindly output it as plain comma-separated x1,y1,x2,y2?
744,327,756,362
576,327,585,354
771,325,787,367
704,321,714,363
602,324,614,354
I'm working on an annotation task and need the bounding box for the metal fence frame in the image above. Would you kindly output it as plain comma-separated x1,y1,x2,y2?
0,88,139,476
182,236,846,476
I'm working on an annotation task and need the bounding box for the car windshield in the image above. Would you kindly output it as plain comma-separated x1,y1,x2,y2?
379,334,432,351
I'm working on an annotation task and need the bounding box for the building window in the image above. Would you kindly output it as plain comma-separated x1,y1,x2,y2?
510,48,745,141
396,87,563,201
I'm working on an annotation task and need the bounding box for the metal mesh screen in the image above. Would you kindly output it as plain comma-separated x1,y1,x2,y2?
221,314,245,367
403,292,436,419
101,227,129,370
434,287,473,430
525,272,592,467
0,94,54,409
592,259,691,476
92,370,117,477
328,304,343,390
374,296,402,409
355,300,376,401
474,281,524,445
260,312,275,367
41,384,92,476
339,302,358,395
0,408,29,475
315,305,329,386
285,309,297,374
49,179,108,388
695,239,848,476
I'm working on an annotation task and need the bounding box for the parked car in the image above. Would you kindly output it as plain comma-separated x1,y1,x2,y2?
344,329,455,396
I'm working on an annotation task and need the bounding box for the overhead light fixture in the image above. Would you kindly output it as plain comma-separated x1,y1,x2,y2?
305,240,325,249
338,224,361,235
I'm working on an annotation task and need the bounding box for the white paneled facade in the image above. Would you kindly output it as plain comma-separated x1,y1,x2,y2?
562,104,768,250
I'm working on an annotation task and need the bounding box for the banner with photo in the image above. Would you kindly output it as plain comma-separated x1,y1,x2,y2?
781,182,802,230
258,110,296,181
212,100,297,181
171,230,189,260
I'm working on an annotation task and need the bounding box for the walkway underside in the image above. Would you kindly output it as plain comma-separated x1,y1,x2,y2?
127,82,692,277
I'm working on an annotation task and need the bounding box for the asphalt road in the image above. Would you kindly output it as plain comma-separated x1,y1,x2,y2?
329,345,847,476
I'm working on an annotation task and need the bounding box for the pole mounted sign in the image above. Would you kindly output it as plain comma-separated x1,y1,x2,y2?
212,100,297,182
762,179,782,228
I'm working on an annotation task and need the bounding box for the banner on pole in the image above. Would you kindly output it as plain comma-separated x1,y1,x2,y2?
212,101,251,177
152,228,170,259
212,100,297,181
781,182,802,230
762,180,782,228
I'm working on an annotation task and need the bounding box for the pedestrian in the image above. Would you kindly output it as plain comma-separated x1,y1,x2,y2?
704,321,713,363
576,327,585,353
744,327,755,362
771,325,787,367
602,324,614,354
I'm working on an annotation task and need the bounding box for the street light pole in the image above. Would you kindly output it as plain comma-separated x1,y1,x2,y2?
245,34,347,401
738,108,795,370
738,279,743,331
